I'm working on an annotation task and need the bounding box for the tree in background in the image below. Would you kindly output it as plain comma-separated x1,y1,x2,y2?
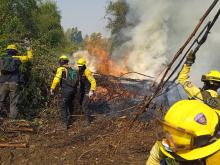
0,0,38,47
0,0,65,118
84,32,111,54
64,26,84,53
65,27,83,44
33,1,64,48
105,0,129,50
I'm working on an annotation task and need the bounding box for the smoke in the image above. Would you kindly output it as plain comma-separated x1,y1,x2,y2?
69,50,98,72
112,0,220,84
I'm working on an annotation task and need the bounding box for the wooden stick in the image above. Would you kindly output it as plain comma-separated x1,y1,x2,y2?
5,127,34,133
70,115,96,117
0,142,27,148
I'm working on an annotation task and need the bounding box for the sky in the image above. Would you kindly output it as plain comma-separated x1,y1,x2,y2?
55,0,110,37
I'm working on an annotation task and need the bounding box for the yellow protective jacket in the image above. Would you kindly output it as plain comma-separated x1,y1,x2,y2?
146,142,164,165
50,66,66,90
177,64,218,100
82,68,96,91
146,142,220,165
12,50,33,63
0,50,33,83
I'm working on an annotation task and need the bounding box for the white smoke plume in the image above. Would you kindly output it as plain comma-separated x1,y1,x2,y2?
112,0,220,85
70,50,97,72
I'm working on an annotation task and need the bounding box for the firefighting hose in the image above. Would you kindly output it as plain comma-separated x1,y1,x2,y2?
130,0,220,126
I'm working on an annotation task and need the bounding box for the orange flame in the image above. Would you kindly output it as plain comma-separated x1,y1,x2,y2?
89,48,127,76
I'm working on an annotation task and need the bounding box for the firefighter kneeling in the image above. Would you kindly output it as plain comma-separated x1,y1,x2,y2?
147,100,220,165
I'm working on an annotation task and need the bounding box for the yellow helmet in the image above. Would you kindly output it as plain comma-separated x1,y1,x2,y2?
201,70,220,83
77,58,86,66
159,100,220,160
59,55,69,61
6,44,17,51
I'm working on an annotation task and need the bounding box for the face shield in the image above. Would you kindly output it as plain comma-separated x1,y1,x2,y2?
156,119,196,152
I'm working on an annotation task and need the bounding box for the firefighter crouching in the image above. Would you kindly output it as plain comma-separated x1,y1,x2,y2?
146,100,220,165
77,58,96,126
178,51,220,109
50,55,78,130
0,44,33,118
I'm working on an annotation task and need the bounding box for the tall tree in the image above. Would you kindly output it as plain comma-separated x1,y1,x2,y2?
33,1,64,48
105,0,129,49
0,0,38,46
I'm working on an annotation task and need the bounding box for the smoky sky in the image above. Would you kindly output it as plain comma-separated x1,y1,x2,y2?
112,0,220,85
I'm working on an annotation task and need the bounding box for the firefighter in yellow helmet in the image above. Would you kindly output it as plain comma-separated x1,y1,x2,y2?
178,51,220,109
0,44,32,118
77,57,96,126
146,100,220,165
50,55,78,130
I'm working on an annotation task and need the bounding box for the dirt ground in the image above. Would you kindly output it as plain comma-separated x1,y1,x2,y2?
0,76,162,165
0,110,157,165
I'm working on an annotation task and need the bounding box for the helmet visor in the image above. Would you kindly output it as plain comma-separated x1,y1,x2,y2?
156,119,196,152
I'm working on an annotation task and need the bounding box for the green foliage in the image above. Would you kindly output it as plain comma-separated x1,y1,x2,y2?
106,0,128,34
64,27,84,53
33,1,64,48
0,0,39,41
105,0,129,50
65,27,83,44
85,32,111,52
0,0,64,119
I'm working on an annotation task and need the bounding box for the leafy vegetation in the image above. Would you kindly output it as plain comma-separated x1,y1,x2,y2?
105,0,129,50
0,0,65,118
0,0,127,118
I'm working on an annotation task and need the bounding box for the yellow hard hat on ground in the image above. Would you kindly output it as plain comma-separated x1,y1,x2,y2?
7,44,17,51
77,58,86,66
158,100,220,161
59,55,69,61
202,70,220,83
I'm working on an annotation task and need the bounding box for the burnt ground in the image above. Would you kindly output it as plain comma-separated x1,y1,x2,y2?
0,75,167,165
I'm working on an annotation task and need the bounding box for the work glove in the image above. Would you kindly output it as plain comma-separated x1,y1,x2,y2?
50,89,54,96
185,50,196,66
26,47,31,51
88,90,95,99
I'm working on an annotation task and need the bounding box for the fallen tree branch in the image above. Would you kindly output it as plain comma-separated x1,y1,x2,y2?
5,127,34,133
0,142,27,148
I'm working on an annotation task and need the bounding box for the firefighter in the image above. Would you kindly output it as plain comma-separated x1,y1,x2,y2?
0,44,33,118
146,100,220,165
178,51,220,109
50,55,78,130
77,57,96,126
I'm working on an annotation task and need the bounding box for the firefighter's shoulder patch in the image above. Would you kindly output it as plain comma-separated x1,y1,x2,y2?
184,81,193,88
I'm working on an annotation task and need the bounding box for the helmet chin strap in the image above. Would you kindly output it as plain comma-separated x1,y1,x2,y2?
162,139,174,152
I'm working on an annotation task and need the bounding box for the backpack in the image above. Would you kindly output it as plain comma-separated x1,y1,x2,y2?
201,90,220,110
0,56,20,74
62,67,79,88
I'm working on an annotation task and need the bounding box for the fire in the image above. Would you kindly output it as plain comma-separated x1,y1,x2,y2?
89,47,127,76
